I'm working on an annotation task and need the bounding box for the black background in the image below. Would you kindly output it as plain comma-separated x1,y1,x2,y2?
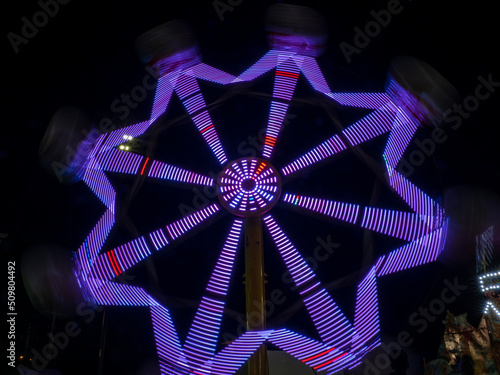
3,0,500,374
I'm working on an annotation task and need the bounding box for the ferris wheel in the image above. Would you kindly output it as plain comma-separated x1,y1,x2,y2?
40,4,457,374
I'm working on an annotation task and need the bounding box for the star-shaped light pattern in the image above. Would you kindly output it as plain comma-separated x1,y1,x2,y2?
217,158,281,217
55,15,454,375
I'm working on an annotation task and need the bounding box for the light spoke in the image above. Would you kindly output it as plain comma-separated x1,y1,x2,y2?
82,277,155,307
262,58,300,159
283,193,360,224
283,193,436,241
146,158,214,186
263,215,353,350
183,219,244,370
88,204,221,281
281,106,396,176
297,55,331,96
175,74,228,164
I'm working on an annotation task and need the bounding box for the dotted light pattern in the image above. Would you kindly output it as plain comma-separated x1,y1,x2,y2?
485,301,500,319
217,158,281,217
480,271,500,293
67,27,451,375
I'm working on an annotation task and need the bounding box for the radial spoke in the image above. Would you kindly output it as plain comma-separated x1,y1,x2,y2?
263,215,353,350
283,193,436,241
94,148,214,187
296,55,331,96
283,193,360,224
281,105,396,176
147,158,214,186
183,219,244,370
93,148,145,175
82,277,155,307
262,58,300,158
175,73,228,165
89,204,221,281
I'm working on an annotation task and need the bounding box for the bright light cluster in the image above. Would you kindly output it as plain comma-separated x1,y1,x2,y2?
479,271,500,293
66,19,450,375
485,301,500,319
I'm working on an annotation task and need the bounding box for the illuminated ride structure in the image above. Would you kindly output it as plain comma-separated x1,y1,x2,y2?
43,5,458,374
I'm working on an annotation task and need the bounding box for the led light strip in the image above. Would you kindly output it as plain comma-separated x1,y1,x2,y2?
183,219,243,369
283,194,360,224
262,58,300,158
263,215,353,350
176,73,228,164
147,159,214,186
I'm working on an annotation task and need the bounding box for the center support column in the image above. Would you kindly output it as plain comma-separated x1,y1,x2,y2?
244,215,268,375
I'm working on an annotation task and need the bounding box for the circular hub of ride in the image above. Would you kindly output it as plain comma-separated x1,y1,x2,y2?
217,157,282,217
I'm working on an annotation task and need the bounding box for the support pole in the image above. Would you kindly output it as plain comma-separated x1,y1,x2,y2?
244,215,268,375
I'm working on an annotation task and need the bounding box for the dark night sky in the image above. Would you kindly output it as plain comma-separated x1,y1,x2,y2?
3,1,500,374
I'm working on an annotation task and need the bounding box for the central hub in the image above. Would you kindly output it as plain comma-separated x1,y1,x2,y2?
241,178,256,192
217,157,282,217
